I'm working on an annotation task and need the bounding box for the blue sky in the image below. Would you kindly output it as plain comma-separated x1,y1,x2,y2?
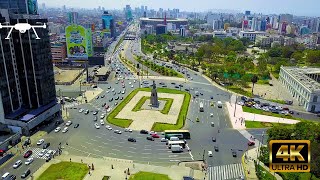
38,0,320,16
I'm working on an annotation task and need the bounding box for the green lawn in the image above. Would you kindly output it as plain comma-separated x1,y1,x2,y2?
129,171,171,180
227,86,253,97
256,164,276,180
107,88,190,130
37,162,88,180
132,96,150,112
132,96,173,115
279,172,320,180
151,88,191,131
266,99,286,104
245,121,295,129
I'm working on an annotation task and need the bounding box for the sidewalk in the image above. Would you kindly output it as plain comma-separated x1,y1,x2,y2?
139,75,187,82
242,147,282,180
225,102,300,130
31,154,205,180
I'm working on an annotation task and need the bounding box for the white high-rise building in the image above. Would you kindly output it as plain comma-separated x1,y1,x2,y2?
316,18,320,33
251,18,256,31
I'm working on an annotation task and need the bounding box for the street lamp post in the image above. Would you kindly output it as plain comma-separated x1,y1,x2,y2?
233,95,237,117
256,131,265,166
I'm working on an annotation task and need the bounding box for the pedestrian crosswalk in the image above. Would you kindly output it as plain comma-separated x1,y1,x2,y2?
208,163,244,180
64,102,79,108
25,148,57,160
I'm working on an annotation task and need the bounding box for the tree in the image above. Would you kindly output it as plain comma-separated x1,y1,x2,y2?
306,50,320,64
267,47,282,57
251,75,258,95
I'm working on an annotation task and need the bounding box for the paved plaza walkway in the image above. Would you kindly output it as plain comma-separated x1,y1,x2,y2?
31,154,205,180
116,91,184,130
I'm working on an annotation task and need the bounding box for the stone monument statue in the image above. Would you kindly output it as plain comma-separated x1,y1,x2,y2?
150,80,159,107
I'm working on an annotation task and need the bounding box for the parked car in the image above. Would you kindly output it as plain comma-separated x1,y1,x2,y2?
152,134,160,138
161,138,167,142
93,111,98,115
100,120,105,125
105,125,112,130
23,150,32,158
124,128,132,132
214,146,219,152
94,123,100,129
84,110,89,114
212,137,216,142
146,136,154,141
38,149,47,157
74,124,79,128
248,141,255,146
66,121,72,126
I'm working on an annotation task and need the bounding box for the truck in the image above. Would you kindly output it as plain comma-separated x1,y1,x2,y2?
171,145,183,152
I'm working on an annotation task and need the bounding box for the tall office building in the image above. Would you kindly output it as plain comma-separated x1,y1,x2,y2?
245,11,251,16
68,12,78,24
125,5,132,21
0,1,60,135
102,11,115,37
0,0,38,14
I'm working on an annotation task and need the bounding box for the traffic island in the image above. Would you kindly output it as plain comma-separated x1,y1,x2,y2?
106,88,190,131
129,171,171,180
132,96,174,114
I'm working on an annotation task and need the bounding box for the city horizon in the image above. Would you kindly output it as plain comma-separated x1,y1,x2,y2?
38,0,320,17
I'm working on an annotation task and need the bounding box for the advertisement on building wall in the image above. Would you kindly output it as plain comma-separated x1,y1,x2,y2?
65,25,88,59
27,0,38,14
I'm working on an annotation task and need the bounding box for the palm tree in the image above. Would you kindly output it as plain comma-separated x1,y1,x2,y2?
251,75,258,95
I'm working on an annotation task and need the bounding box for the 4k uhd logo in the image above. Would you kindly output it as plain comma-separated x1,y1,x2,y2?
0,23,46,39
269,140,310,172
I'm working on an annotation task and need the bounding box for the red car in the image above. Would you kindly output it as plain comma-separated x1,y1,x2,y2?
248,141,255,146
23,150,32,158
151,134,160,138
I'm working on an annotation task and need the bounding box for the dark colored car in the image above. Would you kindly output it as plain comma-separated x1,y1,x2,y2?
171,82,176,85
21,169,30,179
108,86,111,89
185,88,189,91
74,124,79,128
96,96,99,99
115,96,119,100
128,138,136,142
7,174,16,180
101,95,105,98
232,151,237,157
140,130,148,134
214,146,219,152
248,141,255,146
212,137,216,142
23,150,32,158
175,86,179,88
43,143,50,149
102,103,106,107
84,110,89,115
109,98,113,102
210,96,214,99
146,136,154,141
93,116,97,121
120,97,123,100
179,84,183,87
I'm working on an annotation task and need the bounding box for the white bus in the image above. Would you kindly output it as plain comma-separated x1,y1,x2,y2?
200,102,204,112
167,140,186,149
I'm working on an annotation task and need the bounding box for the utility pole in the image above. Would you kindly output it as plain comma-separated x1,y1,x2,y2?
256,131,265,166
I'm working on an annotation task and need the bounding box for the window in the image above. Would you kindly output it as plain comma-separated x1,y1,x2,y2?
313,96,318,102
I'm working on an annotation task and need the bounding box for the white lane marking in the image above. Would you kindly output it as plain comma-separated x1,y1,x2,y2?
141,152,151,154
127,151,136,154
144,149,152,151
109,153,116,155
85,142,92,145
128,147,136,150
93,149,101,152
102,142,108,145
90,139,97,142
112,149,120,152
98,145,104,148
95,136,102,139
80,145,87,149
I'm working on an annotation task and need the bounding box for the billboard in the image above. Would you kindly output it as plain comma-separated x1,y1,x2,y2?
86,28,93,57
66,25,88,59
27,0,38,15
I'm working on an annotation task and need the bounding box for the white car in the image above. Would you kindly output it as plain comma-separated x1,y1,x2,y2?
38,149,47,157
105,125,112,130
62,127,68,133
161,138,167,142
94,123,100,129
107,108,111,113
25,157,34,165
129,82,132,85
133,80,136,83
54,127,61,133
124,128,132,132
210,113,214,117
121,91,125,94
131,85,134,88
37,139,44,145
106,90,110,93
13,160,22,168
111,88,115,92
149,131,156,135
114,130,122,134
100,120,105,125
78,108,84,113
66,121,72,126
100,114,105,119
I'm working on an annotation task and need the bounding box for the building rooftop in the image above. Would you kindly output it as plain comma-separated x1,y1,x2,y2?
96,66,111,76
282,66,320,92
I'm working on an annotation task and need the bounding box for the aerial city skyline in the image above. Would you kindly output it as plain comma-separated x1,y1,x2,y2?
0,0,319,179
38,0,320,16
